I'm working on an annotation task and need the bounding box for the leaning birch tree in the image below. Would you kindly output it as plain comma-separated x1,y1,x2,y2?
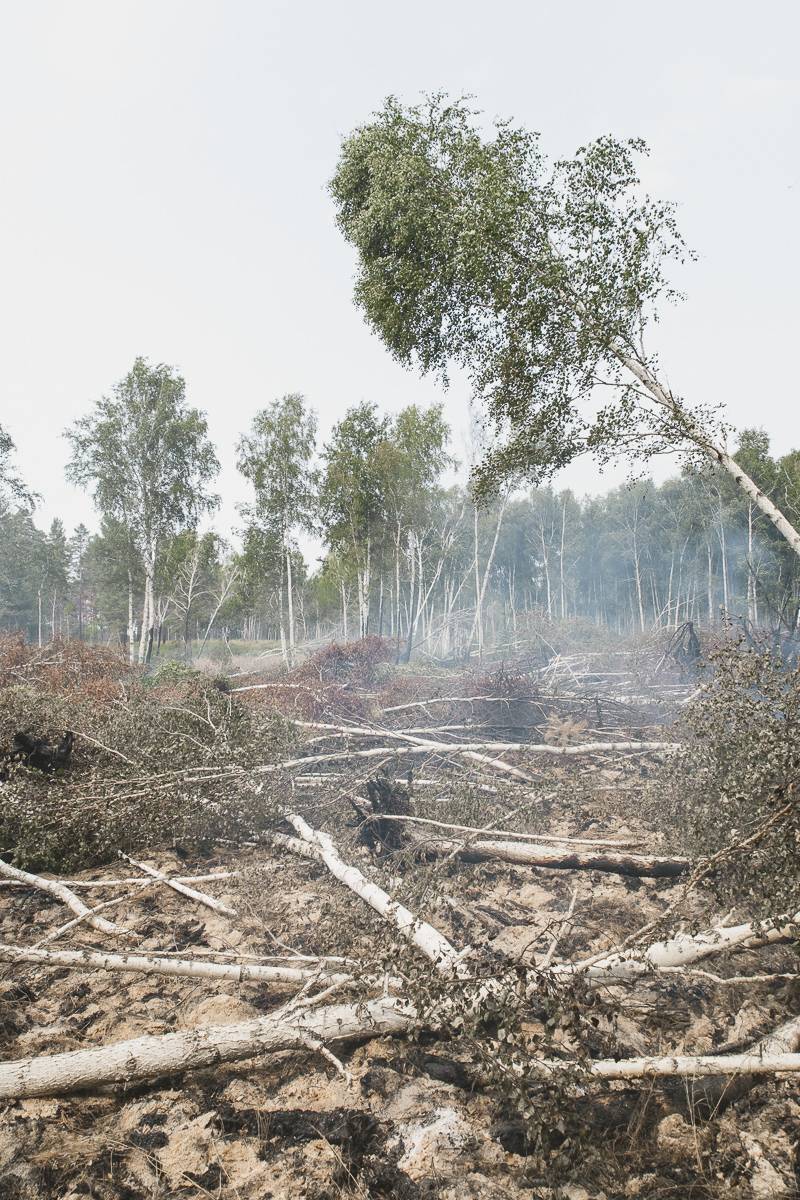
65,358,219,664
330,95,800,557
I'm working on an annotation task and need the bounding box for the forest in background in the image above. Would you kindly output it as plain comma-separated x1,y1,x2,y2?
1,358,799,665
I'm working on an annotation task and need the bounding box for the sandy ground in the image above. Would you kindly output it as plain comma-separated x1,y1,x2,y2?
1,815,797,1200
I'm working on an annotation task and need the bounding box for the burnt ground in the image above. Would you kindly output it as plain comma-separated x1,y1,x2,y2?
0,637,798,1198
0,822,798,1199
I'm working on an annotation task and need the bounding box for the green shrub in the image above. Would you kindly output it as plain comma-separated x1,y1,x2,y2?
0,665,295,872
645,642,800,919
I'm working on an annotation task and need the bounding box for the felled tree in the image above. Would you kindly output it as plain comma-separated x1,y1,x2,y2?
330,95,800,558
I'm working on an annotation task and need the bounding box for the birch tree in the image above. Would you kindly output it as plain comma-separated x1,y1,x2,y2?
236,394,317,666
67,524,90,640
331,95,800,558
320,402,390,638
165,530,220,661
379,404,451,654
65,358,219,663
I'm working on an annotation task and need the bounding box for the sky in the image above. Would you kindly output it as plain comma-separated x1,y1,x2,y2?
1,1,798,561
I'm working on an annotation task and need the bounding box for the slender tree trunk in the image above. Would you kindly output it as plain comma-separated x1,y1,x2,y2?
559,497,567,620
616,348,800,559
394,525,403,662
540,526,552,618
77,576,84,641
286,544,295,668
473,507,483,655
402,534,418,663
127,569,135,665
138,553,155,666
718,503,729,615
470,495,508,657
632,529,646,632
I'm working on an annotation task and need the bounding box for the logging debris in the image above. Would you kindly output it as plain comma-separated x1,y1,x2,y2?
0,631,797,1198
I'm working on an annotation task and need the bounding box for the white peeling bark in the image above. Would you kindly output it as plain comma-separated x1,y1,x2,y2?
0,858,128,937
119,853,237,917
552,1051,800,1080
565,908,800,981
566,1014,800,1081
280,813,465,975
0,944,350,987
0,996,413,1100
617,348,800,559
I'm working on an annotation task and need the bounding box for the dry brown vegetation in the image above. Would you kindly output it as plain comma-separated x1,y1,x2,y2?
0,629,797,1198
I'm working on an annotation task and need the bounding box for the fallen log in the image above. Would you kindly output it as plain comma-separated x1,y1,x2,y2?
0,944,350,987
552,1015,800,1089
0,996,414,1100
2,989,796,1100
382,696,529,714
419,834,689,878
256,740,678,775
0,857,128,937
568,907,800,980
119,852,237,918
279,813,466,975
546,1051,800,1080
370,812,643,849
0,871,238,891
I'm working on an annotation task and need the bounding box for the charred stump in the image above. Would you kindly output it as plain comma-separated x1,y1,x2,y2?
0,731,74,779
352,768,414,854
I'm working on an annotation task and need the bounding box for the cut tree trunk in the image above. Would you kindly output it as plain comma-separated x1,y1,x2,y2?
0,944,350,987
417,834,688,878
0,996,414,1100
277,814,465,974
565,907,800,981
119,853,237,917
0,858,128,937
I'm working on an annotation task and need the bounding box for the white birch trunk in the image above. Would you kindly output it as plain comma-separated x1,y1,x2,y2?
565,906,800,982
469,495,508,656
0,944,350,987
278,815,464,973
0,858,127,937
0,996,413,1100
473,507,483,655
286,544,295,667
615,349,800,559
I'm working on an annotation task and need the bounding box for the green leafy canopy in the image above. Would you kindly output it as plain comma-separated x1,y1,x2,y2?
65,357,220,563
330,94,695,499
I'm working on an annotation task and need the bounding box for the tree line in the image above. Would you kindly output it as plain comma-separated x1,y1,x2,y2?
4,96,799,662
1,357,799,663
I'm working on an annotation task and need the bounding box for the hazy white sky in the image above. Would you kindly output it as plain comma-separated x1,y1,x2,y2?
1,1,798,552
